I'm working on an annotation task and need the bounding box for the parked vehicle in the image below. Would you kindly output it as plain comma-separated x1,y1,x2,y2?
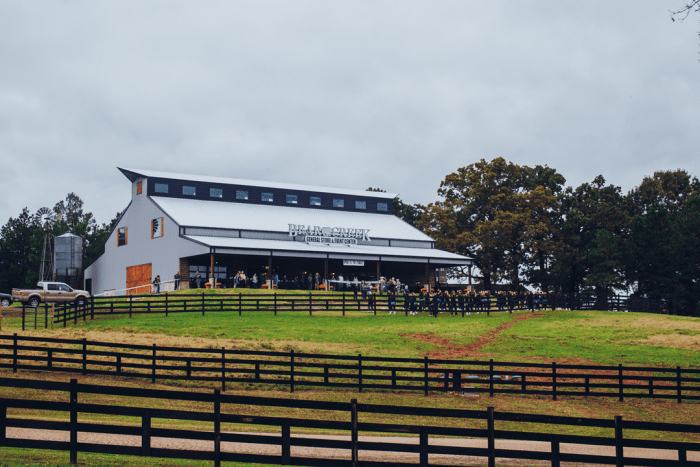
0,293,13,308
11,282,90,308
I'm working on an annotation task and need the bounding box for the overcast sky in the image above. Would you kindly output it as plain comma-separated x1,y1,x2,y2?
1,1,698,226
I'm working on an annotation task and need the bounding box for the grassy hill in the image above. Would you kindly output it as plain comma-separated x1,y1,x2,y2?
6,288,699,368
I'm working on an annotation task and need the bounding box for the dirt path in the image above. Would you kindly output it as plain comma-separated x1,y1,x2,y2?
8,428,695,466
401,312,541,359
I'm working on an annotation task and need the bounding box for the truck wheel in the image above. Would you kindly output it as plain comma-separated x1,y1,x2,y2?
28,297,40,308
1,298,10,307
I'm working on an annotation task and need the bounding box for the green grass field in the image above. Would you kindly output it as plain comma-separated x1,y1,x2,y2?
6,288,699,367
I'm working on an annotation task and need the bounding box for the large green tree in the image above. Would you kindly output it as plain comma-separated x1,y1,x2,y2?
625,170,700,314
550,176,630,295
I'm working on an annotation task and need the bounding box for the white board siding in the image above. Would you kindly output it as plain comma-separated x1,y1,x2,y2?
85,194,207,295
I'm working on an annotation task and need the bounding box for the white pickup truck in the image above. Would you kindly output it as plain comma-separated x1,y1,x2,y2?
12,282,90,308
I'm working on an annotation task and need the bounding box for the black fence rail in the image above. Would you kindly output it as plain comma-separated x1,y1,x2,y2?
1,334,698,403
14,291,665,329
0,376,698,466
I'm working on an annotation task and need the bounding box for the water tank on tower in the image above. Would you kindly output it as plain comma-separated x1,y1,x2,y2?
53,233,84,289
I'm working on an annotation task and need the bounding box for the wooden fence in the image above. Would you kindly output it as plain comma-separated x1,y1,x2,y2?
0,376,698,466
12,292,667,330
1,334,698,402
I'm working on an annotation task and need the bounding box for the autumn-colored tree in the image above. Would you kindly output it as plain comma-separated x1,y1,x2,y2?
421,158,548,291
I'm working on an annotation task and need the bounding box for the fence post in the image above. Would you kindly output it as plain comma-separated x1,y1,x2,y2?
343,294,346,317
13,334,17,373
282,418,291,463
202,294,205,315
290,349,295,393
489,359,494,397
358,354,362,392
324,364,329,385
82,339,87,375
392,370,397,388
419,426,428,467
44,302,48,329
48,350,52,368
309,293,312,316
522,374,527,393
585,377,590,395
22,305,25,331
127,300,130,319
619,364,624,402
0,403,5,446
487,407,495,467
239,293,242,316
551,434,560,467
677,366,682,404
351,398,358,467
117,354,121,374
679,448,687,464
152,344,157,384
424,356,429,396
221,347,226,392
274,293,277,316
165,293,168,317
255,362,260,380
70,378,78,465
142,408,151,456
74,301,77,325
552,362,557,401
614,415,623,467
214,389,221,467
64,302,67,327
51,304,54,330
186,360,191,379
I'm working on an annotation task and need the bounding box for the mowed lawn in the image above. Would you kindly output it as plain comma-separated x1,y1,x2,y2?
7,288,700,368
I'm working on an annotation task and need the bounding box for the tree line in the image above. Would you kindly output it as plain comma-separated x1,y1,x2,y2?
380,158,700,316
0,193,121,293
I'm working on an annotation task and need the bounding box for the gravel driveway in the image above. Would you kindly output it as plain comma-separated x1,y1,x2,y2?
8,427,697,466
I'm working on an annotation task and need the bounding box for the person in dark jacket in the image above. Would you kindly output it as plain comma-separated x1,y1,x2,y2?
173,272,180,291
388,290,396,313
195,273,203,289
152,275,161,294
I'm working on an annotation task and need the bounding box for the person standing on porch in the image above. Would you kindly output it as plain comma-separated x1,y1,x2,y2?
173,272,180,291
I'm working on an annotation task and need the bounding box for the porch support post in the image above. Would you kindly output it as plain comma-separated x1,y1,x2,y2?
268,255,273,288
324,258,328,284
210,249,215,287
376,260,381,281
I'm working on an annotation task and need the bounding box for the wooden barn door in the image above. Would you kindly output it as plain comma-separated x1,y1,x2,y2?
126,263,152,295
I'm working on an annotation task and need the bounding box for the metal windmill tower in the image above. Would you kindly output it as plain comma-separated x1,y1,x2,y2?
37,207,58,282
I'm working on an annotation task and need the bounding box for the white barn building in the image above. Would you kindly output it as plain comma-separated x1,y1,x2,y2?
84,168,472,295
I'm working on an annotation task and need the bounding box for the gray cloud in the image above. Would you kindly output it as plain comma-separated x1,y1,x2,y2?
1,0,698,223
